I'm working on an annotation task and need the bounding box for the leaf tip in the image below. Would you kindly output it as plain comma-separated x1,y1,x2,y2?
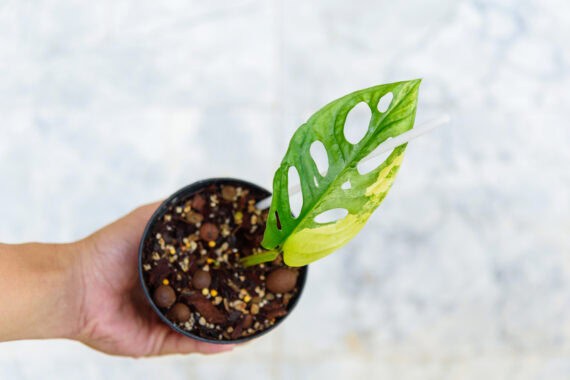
408,78,422,87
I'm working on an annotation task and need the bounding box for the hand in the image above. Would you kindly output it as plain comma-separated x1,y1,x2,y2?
72,202,235,357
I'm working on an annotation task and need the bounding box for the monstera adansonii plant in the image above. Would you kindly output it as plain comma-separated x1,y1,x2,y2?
242,79,421,267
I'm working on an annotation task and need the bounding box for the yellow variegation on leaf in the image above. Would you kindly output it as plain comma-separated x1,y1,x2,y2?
282,150,405,266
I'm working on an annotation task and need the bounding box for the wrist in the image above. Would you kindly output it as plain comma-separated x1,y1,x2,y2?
44,241,85,340
0,242,83,341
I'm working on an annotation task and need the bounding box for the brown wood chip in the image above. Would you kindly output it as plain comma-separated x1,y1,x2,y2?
184,292,227,324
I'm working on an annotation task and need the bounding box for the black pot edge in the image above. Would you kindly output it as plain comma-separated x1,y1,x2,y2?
138,177,308,345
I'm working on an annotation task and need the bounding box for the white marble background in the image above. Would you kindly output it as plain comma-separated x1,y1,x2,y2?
0,0,569,379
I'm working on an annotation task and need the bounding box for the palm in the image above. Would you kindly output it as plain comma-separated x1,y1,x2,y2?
76,203,233,357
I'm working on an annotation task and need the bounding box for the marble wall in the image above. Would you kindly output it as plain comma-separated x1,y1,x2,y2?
0,0,569,379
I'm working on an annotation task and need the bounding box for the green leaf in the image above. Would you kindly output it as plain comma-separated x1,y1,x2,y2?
261,79,421,266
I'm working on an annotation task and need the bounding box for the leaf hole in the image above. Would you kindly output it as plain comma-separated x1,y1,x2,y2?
310,140,329,177
341,180,351,190
313,176,319,187
314,208,349,224
288,166,303,218
343,102,371,145
377,92,393,113
357,145,395,175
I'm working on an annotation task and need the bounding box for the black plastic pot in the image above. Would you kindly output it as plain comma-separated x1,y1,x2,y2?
138,177,308,344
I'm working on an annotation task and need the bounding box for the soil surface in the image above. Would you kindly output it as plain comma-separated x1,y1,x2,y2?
141,182,303,341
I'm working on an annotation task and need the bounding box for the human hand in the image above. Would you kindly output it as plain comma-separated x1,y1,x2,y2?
72,202,235,357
